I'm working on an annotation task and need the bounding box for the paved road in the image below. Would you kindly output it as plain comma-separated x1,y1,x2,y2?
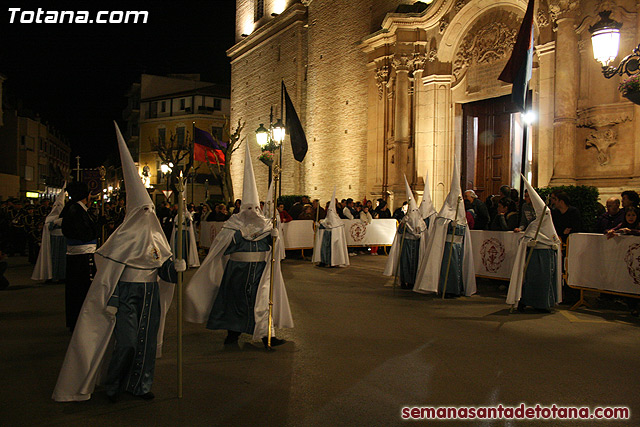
1,254,638,426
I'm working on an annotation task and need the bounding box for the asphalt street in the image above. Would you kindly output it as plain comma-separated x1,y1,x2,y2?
1,253,639,426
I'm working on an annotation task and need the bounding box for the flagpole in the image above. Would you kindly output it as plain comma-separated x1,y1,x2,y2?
176,171,185,398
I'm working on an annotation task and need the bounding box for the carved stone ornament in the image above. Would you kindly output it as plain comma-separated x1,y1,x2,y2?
428,48,438,62
577,104,632,128
548,0,581,22
439,18,449,34
393,54,412,72
586,128,616,166
453,15,518,78
536,10,550,28
375,65,390,99
454,0,467,12
411,52,428,72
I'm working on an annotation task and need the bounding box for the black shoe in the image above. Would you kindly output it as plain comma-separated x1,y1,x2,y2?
224,330,240,345
138,392,154,400
262,337,286,349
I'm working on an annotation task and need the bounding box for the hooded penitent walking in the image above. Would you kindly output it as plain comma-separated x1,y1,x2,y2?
52,123,185,402
32,184,67,282
184,145,293,347
507,176,562,312
171,205,200,268
414,160,476,297
383,176,427,289
312,187,349,267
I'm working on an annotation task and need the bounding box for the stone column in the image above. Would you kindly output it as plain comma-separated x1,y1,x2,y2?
392,55,411,191
634,3,640,181
421,74,454,208
536,42,556,187
549,0,580,185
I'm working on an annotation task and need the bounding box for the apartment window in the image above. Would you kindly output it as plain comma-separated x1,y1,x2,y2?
25,166,34,181
211,126,223,141
161,101,166,113
158,128,166,145
214,98,222,111
254,0,264,22
177,126,185,145
25,136,35,151
180,98,186,110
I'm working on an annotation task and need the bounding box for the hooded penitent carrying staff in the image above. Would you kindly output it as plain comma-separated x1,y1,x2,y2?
184,144,293,349
506,174,562,312
52,122,186,402
414,157,476,297
312,187,349,267
384,175,427,292
442,195,462,299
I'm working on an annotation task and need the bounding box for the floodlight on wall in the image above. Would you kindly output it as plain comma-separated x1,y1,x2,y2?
589,11,637,78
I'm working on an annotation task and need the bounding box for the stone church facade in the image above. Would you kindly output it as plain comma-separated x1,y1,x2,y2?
228,0,640,208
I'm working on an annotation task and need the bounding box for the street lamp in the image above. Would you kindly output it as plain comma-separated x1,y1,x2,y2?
160,162,173,197
589,11,632,78
255,108,286,198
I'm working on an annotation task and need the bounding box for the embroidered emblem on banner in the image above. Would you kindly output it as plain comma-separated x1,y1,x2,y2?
150,246,160,260
624,243,640,286
480,238,505,273
350,222,367,242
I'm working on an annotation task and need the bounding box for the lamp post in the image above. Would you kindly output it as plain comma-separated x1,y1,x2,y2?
255,107,286,198
160,162,173,198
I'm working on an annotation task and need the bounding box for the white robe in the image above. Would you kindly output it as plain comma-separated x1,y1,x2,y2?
184,227,293,341
312,224,350,267
506,238,563,306
413,217,476,296
32,220,56,281
52,254,174,402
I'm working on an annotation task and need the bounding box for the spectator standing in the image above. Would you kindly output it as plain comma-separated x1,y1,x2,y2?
278,203,293,223
374,199,391,219
517,190,536,231
311,199,326,221
621,190,640,209
550,191,582,243
342,198,355,219
392,202,407,221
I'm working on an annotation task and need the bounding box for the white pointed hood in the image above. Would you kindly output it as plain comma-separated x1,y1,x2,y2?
418,174,437,220
45,183,66,224
437,159,466,224
96,122,172,269
321,187,342,228
223,143,271,240
522,174,561,247
402,175,426,235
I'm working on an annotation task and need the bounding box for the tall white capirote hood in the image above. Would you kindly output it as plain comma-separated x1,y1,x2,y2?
437,158,466,224
522,174,561,246
46,182,67,223
95,122,172,269
403,175,426,234
240,144,260,211
418,173,437,219
322,187,342,228
224,143,271,239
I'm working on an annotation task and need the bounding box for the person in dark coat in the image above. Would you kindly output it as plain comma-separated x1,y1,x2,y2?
60,181,99,331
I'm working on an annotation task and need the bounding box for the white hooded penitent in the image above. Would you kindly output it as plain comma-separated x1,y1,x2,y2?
32,183,67,281
312,186,349,266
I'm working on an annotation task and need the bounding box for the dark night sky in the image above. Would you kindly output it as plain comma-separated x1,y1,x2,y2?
0,1,236,167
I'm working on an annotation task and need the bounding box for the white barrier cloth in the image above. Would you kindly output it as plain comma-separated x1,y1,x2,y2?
567,233,640,295
469,230,522,280
200,219,397,249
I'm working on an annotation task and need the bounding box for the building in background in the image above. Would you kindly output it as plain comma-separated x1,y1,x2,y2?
229,0,640,209
124,74,231,206
0,104,70,200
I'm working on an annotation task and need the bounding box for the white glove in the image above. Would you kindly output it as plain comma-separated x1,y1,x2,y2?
175,259,187,272
271,227,279,238
526,240,537,248
105,306,118,316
